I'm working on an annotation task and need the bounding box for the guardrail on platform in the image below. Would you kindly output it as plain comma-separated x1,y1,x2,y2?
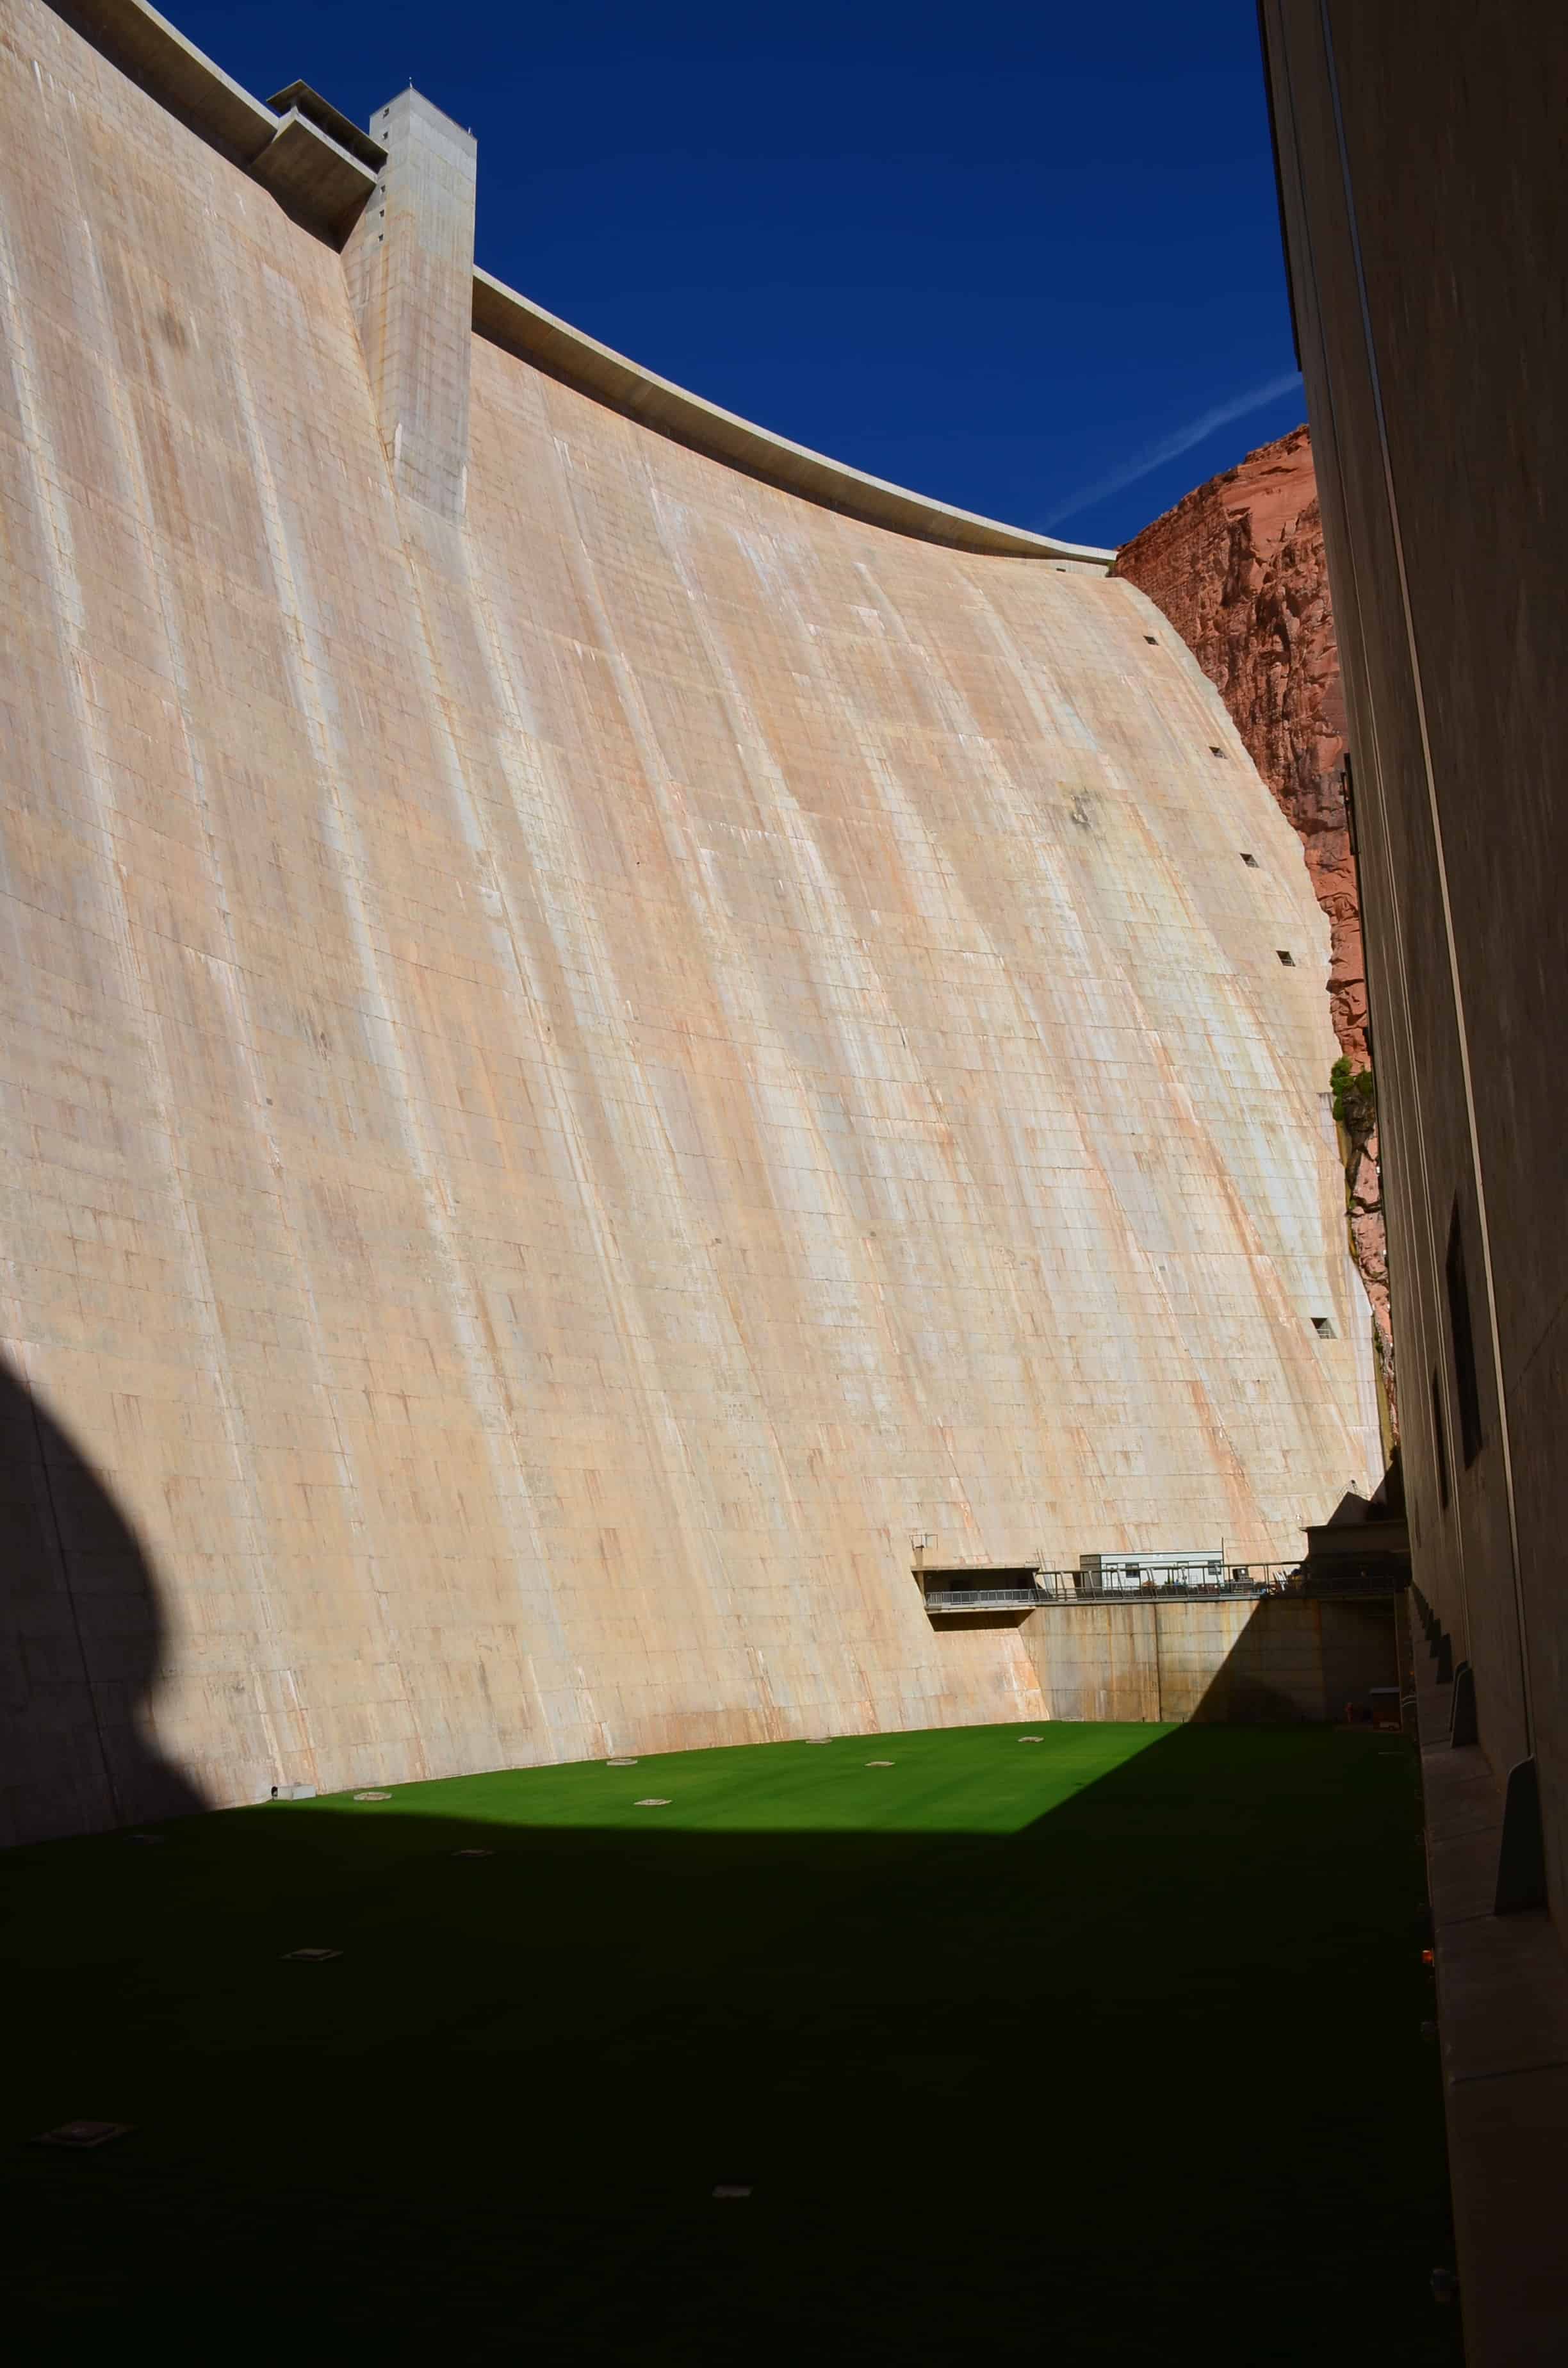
922,1566,1303,1614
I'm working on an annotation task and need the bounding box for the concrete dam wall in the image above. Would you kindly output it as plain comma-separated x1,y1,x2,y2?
0,0,1378,1841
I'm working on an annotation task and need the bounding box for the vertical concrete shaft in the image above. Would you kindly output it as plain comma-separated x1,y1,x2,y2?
345,90,476,517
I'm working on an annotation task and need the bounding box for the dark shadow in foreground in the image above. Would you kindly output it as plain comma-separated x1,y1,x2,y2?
0,1725,1460,2365
0,1353,204,1847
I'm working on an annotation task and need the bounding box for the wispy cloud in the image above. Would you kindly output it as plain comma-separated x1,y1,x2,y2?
1041,370,1304,529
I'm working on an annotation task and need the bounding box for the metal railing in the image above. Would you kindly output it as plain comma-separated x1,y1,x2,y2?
924,1565,1303,1614
922,1588,1050,1611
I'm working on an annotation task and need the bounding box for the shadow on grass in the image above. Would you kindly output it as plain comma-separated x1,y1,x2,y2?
1,1723,1459,2364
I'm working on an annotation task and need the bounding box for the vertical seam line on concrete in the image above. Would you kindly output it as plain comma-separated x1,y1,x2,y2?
1317,0,1531,1746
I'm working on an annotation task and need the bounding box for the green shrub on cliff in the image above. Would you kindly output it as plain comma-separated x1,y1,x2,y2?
1330,1056,1376,1134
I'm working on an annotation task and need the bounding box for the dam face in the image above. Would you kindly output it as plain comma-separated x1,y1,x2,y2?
1,1,1377,1840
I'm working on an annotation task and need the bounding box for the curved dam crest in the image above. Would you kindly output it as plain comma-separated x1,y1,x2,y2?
0,0,1376,1839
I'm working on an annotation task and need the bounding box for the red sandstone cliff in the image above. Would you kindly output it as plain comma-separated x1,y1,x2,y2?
1117,425,1394,1424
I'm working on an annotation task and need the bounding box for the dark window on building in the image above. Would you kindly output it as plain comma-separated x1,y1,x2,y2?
1277,950,1295,966
1241,851,1259,867
1312,1315,1335,1338
1144,634,1157,644
1431,1368,1451,1510
1446,1201,1484,1465
1209,745,1227,759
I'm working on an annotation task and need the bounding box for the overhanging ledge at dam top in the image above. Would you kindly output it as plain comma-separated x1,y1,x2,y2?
48,0,1115,568
471,270,1113,563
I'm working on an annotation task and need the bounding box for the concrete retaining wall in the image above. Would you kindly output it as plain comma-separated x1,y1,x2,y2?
1018,1597,1397,1724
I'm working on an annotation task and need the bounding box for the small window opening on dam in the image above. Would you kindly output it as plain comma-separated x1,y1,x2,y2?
1312,1315,1336,1339
1277,950,1296,966
1241,851,1259,867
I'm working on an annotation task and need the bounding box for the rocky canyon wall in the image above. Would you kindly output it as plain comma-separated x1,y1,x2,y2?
1116,427,1392,1425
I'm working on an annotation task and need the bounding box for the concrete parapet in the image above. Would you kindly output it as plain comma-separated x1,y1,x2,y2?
52,0,279,164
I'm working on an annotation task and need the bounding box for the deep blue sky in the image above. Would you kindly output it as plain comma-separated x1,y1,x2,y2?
174,0,1302,550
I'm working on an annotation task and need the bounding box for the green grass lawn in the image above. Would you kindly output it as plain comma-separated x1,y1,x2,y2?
1,1723,1458,2362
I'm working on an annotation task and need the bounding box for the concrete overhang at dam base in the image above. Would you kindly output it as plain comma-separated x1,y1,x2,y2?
2,0,1382,1843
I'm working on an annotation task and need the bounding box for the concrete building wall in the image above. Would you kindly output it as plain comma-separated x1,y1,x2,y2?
1260,0,1567,1927
1259,9,1568,2353
1,0,1375,1842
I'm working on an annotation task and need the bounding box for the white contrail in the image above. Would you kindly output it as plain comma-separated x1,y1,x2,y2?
1041,370,1304,529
